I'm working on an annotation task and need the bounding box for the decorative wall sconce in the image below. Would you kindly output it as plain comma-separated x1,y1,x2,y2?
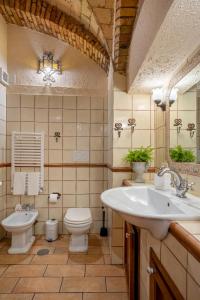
169,88,178,107
187,123,196,138
152,87,178,111
38,51,62,86
114,123,123,137
173,118,182,133
54,131,61,142
152,88,165,110
114,119,137,137
128,118,136,133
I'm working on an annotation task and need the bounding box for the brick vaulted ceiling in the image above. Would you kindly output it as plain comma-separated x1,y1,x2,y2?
114,0,139,74
0,0,139,75
0,0,110,72
88,0,139,74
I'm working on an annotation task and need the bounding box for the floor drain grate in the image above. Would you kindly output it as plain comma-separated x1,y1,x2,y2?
37,249,50,256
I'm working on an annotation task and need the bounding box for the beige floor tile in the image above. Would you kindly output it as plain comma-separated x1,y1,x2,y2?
33,293,82,300
104,255,111,265
3,265,46,277
88,246,110,255
88,239,102,247
31,254,68,265
83,293,129,300
0,246,10,254
34,236,68,247
0,295,34,300
54,247,68,254
0,265,8,276
61,277,106,292
0,255,33,265
86,265,125,277
0,239,10,248
0,277,19,293
68,254,104,265
45,265,85,277
106,277,128,292
14,277,62,293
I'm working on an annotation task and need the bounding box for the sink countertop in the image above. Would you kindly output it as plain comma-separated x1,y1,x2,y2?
123,179,200,261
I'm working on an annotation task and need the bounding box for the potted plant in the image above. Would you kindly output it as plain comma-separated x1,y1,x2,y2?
170,145,196,162
124,146,153,183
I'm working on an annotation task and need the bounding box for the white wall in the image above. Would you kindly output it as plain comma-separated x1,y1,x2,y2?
7,25,108,96
127,0,173,92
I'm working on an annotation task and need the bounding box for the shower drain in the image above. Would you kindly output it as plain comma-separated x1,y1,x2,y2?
37,249,50,256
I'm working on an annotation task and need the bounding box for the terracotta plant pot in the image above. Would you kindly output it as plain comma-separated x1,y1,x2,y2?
132,162,148,183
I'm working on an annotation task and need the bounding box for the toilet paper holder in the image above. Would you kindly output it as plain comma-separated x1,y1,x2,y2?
48,192,61,200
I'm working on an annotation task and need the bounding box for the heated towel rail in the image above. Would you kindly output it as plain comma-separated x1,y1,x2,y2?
11,132,44,193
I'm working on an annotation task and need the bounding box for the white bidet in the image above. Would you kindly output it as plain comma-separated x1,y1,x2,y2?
1,210,38,254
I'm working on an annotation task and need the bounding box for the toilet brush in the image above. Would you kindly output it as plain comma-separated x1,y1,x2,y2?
100,207,108,237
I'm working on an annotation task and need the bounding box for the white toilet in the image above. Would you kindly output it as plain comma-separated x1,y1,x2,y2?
64,208,92,252
1,210,38,254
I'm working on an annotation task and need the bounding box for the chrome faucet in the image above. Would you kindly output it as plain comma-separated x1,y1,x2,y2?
157,166,194,198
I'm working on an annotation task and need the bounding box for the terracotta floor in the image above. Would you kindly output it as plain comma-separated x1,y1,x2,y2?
0,235,128,300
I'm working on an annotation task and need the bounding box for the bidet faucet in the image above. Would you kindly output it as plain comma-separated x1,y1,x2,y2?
157,166,194,198
22,204,35,211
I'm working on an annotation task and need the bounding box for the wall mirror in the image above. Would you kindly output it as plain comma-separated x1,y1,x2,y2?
167,49,200,175
170,78,200,163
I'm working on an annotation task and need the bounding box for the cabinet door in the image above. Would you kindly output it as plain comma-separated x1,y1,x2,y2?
150,270,174,300
149,248,184,300
124,222,140,300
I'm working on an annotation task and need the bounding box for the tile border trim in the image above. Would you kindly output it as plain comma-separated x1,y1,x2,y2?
0,162,156,173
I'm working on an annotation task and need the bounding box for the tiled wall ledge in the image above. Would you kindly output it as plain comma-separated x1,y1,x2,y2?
7,85,107,97
0,162,156,173
170,162,200,177
169,222,200,263
123,179,200,263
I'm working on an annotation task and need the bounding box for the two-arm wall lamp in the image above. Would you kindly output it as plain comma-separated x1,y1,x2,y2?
152,88,178,111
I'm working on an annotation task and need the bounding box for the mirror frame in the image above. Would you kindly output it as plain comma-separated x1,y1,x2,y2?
166,47,200,176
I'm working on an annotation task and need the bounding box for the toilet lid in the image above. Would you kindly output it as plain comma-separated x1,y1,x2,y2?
64,208,92,223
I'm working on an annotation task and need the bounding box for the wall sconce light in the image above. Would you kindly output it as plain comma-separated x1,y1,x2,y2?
169,88,178,107
114,122,123,137
173,118,182,133
54,131,61,142
128,118,136,133
187,123,196,138
152,88,165,111
38,51,62,86
152,87,178,111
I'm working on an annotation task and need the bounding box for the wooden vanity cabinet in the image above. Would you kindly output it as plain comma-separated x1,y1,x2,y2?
124,222,140,300
149,248,184,300
124,222,184,300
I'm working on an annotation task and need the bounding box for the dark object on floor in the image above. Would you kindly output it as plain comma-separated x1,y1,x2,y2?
100,207,108,236
37,249,50,256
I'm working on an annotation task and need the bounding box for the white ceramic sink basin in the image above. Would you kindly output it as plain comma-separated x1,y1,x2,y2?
101,185,200,239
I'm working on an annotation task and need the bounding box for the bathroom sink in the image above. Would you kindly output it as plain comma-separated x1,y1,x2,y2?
101,185,200,239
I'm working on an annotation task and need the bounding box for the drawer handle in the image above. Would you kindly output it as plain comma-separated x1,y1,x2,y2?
147,267,156,274
126,232,130,239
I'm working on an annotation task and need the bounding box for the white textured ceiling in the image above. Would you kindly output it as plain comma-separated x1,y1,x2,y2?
128,0,200,94
175,64,200,93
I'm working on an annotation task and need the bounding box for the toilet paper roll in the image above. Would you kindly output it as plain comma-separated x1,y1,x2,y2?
49,193,59,203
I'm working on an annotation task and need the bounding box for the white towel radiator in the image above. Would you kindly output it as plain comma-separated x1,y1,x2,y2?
11,132,44,193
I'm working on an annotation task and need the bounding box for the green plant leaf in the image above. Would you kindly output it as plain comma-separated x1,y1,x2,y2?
170,145,196,162
124,146,153,163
